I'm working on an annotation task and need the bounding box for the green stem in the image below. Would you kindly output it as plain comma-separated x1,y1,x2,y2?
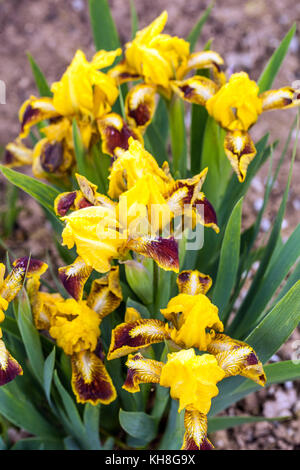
167,95,187,178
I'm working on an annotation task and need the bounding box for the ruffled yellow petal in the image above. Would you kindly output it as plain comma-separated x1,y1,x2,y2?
206,72,262,131
108,137,170,199
61,205,125,274
159,349,225,414
49,299,100,356
161,293,223,351
51,49,119,119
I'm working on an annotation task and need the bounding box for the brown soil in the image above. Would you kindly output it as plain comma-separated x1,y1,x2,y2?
0,0,299,450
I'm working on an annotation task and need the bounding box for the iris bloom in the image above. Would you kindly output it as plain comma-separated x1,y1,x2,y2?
107,11,224,146
28,263,122,405
107,138,219,232
56,174,179,274
109,11,224,98
54,139,218,274
0,257,47,386
107,269,266,449
4,48,122,180
173,71,300,182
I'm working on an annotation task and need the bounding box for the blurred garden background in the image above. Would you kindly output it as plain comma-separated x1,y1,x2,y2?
0,0,299,449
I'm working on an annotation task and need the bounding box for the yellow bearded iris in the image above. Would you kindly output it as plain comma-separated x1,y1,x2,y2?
51,49,121,118
160,349,225,413
206,72,263,131
161,293,224,350
5,48,122,180
122,11,189,92
49,299,101,356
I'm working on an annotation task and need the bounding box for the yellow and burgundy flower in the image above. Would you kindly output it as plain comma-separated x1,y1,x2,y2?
108,138,219,232
107,269,222,359
29,266,121,405
6,48,122,179
121,348,224,450
109,11,223,100
203,72,300,182
58,172,179,274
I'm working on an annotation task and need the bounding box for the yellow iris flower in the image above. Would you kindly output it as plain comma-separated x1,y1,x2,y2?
5,48,121,180
173,70,300,182
28,264,122,405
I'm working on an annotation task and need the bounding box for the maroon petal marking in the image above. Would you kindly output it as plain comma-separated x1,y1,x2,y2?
128,103,151,128
13,257,47,276
3,150,14,165
40,142,63,173
107,319,168,360
195,197,218,227
128,236,179,273
55,192,77,216
20,105,39,133
200,439,214,450
58,257,92,301
104,124,138,156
